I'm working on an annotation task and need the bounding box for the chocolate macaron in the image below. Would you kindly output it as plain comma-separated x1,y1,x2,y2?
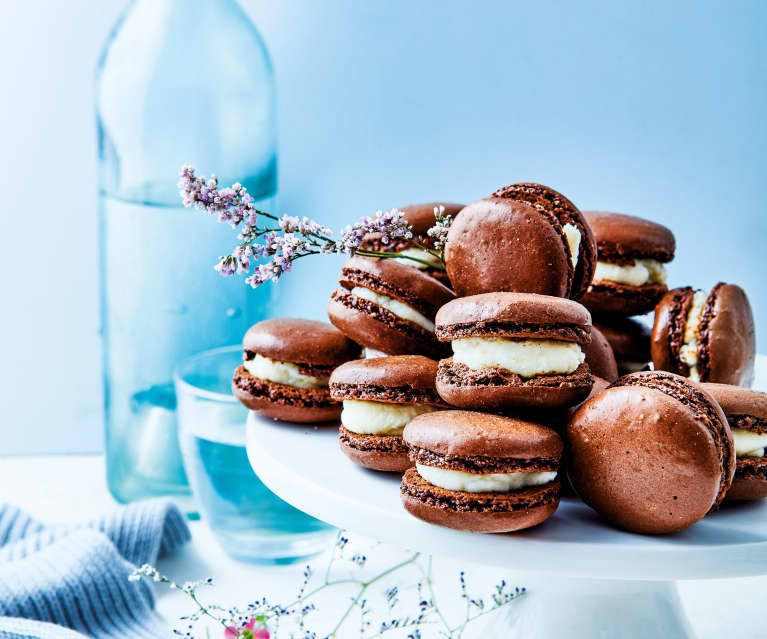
434,293,594,409
330,355,446,472
580,211,675,316
583,326,618,382
703,383,767,502
401,411,563,532
651,283,755,386
444,183,596,299
233,318,361,423
327,256,455,359
359,202,463,286
594,317,652,375
568,371,734,534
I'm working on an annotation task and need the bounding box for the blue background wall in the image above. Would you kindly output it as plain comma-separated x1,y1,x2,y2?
1,0,765,453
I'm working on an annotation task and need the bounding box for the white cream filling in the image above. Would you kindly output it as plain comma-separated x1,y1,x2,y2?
364,348,388,359
341,399,437,435
679,290,707,381
351,286,435,332
452,337,584,379
593,259,667,287
416,463,557,493
732,428,767,458
244,354,329,390
393,247,442,270
562,223,581,269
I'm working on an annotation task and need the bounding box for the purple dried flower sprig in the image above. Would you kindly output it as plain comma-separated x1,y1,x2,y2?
178,166,448,288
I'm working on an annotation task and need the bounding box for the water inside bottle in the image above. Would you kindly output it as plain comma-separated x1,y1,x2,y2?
99,180,274,510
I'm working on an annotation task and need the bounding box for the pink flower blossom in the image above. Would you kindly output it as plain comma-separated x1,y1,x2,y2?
224,617,269,639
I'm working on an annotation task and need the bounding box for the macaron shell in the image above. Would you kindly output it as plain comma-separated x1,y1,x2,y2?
581,281,668,316
444,198,572,298
702,284,755,386
232,366,341,423
400,468,559,533
650,287,691,375
330,355,439,395
725,465,767,502
435,292,591,337
583,211,676,261
338,426,412,472
493,182,598,300
243,318,361,365
568,383,726,534
403,409,563,459
583,327,618,382
436,359,593,410
701,383,767,419
327,290,446,358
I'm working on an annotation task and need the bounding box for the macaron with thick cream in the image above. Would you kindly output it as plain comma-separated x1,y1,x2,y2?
330,355,446,472
568,371,735,534
581,211,675,316
434,293,594,409
651,282,755,386
703,383,767,502
359,202,464,286
401,411,563,532
233,319,362,423
327,256,455,359
444,183,596,300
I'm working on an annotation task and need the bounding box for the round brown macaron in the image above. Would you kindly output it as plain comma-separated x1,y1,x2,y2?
583,326,618,382
580,211,675,316
651,282,755,386
702,383,767,502
232,318,362,423
593,316,652,375
359,202,464,286
330,355,446,472
401,410,563,533
444,183,596,299
568,371,735,534
434,293,594,410
327,256,455,359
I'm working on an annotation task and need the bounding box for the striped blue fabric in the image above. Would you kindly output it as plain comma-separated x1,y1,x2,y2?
0,501,190,639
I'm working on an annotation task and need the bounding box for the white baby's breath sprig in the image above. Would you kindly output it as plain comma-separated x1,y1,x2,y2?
129,530,525,638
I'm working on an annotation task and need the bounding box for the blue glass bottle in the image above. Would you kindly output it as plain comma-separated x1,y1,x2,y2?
95,0,277,510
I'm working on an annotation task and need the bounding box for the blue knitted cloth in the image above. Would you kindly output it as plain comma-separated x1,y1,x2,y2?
0,501,190,639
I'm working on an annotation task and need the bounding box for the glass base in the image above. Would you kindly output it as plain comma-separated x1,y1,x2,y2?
211,526,336,564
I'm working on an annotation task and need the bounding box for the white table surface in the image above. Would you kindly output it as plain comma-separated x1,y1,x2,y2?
1,454,766,638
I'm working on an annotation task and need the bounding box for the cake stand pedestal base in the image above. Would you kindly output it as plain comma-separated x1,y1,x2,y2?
506,576,693,638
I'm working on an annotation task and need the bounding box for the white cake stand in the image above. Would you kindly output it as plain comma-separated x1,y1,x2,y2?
246,356,767,638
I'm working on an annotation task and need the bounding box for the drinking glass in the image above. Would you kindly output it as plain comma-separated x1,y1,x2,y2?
174,346,335,562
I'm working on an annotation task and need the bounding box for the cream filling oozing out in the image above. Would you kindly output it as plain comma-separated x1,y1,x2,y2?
351,286,435,332
416,463,557,493
341,399,438,435
562,223,581,269
593,259,667,287
451,337,584,379
393,247,442,270
244,354,329,389
732,428,767,458
679,290,708,381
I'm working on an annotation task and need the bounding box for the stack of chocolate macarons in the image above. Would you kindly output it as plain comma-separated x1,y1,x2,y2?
231,185,761,537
